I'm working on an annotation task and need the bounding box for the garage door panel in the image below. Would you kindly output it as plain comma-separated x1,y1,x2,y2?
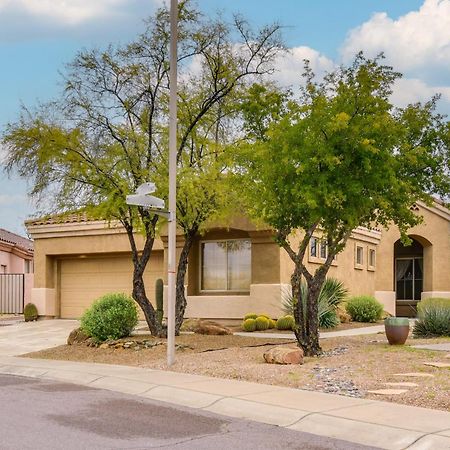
59,253,163,319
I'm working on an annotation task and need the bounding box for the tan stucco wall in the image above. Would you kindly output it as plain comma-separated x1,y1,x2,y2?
280,228,380,298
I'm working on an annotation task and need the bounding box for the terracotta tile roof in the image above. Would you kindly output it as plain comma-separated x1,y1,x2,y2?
25,212,99,226
0,228,34,252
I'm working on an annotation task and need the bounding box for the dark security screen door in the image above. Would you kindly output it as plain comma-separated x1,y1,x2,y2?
396,257,423,301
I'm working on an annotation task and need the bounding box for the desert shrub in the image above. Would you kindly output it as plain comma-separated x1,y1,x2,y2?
80,293,138,343
24,303,38,322
282,278,347,328
276,315,295,330
346,296,383,322
268,318,277,329
242,318,257,332
255,316,270,331
413,298,450,337
244,313,258,320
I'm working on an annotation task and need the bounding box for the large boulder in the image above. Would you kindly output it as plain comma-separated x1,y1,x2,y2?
67,327,90,345
194,320,233,335
263,346,304,365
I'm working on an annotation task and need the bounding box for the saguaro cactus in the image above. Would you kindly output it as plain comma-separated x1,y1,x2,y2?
155,278,164,325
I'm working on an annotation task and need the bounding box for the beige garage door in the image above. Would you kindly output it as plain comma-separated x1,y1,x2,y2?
59,252,163,319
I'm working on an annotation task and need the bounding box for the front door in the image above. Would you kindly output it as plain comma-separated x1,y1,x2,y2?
395,257,423,316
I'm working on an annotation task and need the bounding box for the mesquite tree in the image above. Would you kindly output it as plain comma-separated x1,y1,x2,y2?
238,54,449,356
3,1,282,336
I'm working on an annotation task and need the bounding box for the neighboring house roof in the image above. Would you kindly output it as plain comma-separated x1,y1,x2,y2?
25,212,94,226
0,228,34,253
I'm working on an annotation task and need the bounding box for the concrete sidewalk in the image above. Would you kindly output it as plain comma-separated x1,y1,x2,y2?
234,324,386,340
0,355,449,450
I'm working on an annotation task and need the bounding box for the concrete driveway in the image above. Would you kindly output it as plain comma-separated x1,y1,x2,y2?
0,319,77,356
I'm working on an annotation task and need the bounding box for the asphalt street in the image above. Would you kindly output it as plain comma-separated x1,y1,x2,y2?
0,374,381,450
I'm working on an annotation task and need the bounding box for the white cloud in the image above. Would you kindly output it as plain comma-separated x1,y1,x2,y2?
0,0,133,25
0,0,162,42
272,46,335,88
391,77,450,115
341,0,450,84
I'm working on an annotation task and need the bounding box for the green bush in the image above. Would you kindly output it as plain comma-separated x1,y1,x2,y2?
268,318,277,329
282,278,347,329
255,316,270,331
244,313,258,320
413,298,450,338
346,296,383,323
276,315,295,330
80,293,138,343
24,303,38,322
242,318,257,332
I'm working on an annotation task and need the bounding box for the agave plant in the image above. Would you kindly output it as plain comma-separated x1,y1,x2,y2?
282,278,348,329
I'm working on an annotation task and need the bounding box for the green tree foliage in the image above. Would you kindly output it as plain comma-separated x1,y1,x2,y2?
238,54,449,355
3,1,282,337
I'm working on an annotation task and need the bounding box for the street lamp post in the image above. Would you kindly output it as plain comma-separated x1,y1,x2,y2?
167,0,178,366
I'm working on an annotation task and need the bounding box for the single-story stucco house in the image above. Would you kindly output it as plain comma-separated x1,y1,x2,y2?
26,200,450,320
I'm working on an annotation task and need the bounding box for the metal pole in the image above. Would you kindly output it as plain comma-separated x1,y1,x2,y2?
167,0,178,366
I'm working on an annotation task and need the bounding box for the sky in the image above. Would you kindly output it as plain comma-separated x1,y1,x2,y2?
0,0,449,236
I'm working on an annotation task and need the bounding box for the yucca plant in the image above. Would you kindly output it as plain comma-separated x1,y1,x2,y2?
413,298,450,337
282,278,348,329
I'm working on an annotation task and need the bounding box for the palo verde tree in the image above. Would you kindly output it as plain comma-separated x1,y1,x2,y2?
2,1,282,336
238,53,449,356
154,16,283,333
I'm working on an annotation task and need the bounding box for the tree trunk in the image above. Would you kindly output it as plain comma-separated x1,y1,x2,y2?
292,264,323,356
175,227,198,334
132,269,166,337
124,217,166,338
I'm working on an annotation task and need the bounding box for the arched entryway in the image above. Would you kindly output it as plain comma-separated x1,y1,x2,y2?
394,235,431,317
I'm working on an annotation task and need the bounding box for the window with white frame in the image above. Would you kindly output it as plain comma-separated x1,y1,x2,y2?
356,245,364,266
368,248,376,269
200,240,251,291
310,237,318,257
320,240,327,259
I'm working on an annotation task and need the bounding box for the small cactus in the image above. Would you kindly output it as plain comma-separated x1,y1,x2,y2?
276,315,295,330
155,278,164,325
242,318,257,332
259,313,271,320
255,316,270,331
244,313,258,320
268,319,277,329
24,303,38,322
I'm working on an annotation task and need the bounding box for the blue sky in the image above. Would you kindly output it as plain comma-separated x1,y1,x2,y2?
0,0,449,236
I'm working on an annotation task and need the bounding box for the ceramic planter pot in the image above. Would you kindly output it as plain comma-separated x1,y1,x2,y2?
384,317,410,345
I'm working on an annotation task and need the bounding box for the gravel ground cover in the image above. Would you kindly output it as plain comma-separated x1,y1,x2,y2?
24,333,450,411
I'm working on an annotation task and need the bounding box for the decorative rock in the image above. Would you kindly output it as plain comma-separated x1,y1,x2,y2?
368,389,408,395
193,321,233,336
67,328,89,345
423,362,450,368
384,382,418,388
393,372,434,378
263,347,303,365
